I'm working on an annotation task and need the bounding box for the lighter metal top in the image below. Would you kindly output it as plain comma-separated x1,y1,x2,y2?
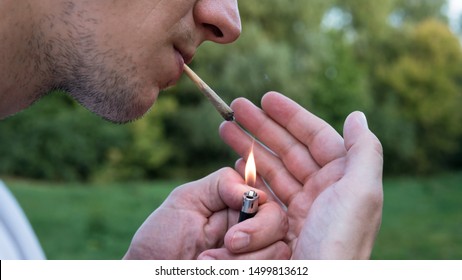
241,190,259,214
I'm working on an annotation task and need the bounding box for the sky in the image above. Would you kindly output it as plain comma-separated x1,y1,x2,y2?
448,0,462,32
448,0,462,18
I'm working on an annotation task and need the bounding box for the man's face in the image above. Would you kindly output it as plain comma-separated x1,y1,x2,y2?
52,0,240,123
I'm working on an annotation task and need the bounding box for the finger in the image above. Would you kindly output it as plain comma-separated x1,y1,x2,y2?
261,92,347,166
168,167,267,217
197,241,291,260
342,112,384,197
224,201,289,254
230,97,320,184
220,121,302,205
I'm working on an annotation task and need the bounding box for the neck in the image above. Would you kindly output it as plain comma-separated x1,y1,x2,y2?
0,0,53,119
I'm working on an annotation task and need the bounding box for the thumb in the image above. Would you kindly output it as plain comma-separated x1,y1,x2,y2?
343,112,383,190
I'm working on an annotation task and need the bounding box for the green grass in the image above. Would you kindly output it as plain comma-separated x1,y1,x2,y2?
4,172,462,259
5,179,180,260
372,172,462,259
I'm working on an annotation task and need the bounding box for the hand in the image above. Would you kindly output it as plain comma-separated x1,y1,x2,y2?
123,167,290,260
220,92,384,259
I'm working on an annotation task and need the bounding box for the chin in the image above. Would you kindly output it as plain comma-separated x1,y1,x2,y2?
62,56,162,124
103,106,152,124
76,86,160,124
111,92,158,124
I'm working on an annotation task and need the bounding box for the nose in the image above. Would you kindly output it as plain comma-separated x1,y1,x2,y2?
194,0,241,44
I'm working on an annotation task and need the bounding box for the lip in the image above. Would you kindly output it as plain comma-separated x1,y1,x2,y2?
161,50,184,89
174,49,185,82
163,47,194,89
176,46,194,65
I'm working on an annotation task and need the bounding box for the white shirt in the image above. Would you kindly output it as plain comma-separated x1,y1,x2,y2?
0,180,45,260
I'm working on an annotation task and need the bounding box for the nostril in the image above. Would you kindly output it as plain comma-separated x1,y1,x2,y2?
203,23,224,38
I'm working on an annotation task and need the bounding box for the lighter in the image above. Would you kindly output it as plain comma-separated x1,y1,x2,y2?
238,190,259,223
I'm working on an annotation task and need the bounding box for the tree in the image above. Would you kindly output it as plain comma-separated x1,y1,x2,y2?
378,19,462,172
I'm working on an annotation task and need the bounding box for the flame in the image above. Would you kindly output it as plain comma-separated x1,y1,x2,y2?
245,143,256,187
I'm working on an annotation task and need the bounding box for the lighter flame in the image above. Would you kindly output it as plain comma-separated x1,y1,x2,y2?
245,144,256,187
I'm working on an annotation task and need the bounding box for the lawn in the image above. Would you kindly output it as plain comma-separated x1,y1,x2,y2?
4,172,462,260
372,172,462,259
5,179,180,259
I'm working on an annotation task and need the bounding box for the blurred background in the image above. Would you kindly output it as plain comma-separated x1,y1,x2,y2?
1,0,461,259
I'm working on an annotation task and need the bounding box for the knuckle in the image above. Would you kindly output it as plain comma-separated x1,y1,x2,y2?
216,166,236,177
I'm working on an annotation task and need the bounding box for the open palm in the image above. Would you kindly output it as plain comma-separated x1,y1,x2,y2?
220,92,383,259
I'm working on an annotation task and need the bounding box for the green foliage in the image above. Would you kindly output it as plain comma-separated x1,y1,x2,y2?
304,30,371,131
239,0,335,42
0,92,129,181
375,19,462,173
336,0,396,37
393,0,448,24
328,0,462,174
95,96,179,181
161,101,235,179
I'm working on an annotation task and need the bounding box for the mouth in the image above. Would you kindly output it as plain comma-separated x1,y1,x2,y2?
162,46,195,90
176,46,194,65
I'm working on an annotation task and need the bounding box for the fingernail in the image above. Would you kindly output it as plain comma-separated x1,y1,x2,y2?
358,112,368,129
232,231,250,251
198,255,216,260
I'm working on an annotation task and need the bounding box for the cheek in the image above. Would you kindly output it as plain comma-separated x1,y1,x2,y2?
101,26,170,83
